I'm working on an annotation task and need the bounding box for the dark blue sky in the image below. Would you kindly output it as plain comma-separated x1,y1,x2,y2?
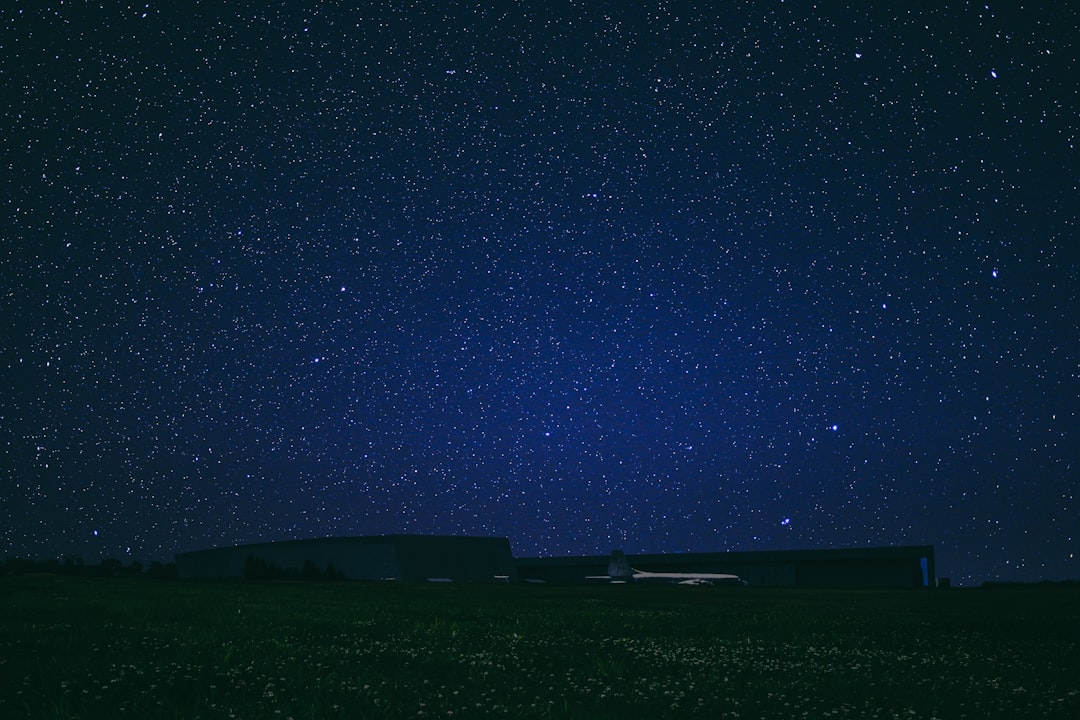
3,1,1077,585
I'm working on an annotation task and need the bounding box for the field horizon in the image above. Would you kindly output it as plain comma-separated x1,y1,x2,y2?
3,575,1078,718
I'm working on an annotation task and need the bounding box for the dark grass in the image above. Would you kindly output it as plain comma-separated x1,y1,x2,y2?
2,575,1078,719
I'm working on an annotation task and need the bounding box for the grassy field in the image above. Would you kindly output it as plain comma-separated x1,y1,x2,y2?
2,575,1078,719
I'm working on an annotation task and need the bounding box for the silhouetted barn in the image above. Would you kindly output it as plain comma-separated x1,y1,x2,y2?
175,535,517,582
516,545,935,588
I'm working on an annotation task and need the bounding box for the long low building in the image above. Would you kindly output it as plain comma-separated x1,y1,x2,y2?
175,537,933,588
515,545,935,588
175,535,517,582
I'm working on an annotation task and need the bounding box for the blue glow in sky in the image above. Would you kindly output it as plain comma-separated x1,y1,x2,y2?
2,1,1077,586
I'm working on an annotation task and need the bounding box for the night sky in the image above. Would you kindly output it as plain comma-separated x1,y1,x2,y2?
3,2,1077,586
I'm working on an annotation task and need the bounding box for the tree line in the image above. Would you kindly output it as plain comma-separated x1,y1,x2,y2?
1,555,178,578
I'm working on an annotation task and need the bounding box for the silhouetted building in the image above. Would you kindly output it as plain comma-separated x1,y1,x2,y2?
175,535,517,582
516,545,935,588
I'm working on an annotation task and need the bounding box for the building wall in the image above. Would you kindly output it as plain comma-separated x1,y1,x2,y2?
729,562,798,587
394,535,518,582
514,556,609,584
794,558,926,588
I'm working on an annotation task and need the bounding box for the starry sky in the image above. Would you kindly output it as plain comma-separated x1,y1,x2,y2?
3,1,1077,586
